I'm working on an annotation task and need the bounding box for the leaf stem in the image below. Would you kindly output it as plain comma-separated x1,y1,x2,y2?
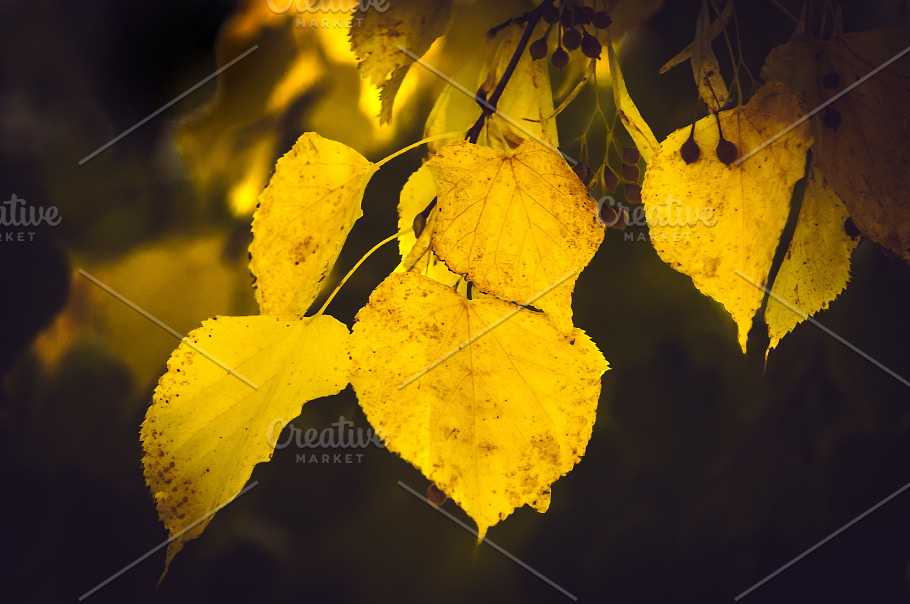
713,110,725,139
712,0,742,106
314,231,402,317
465,0,553,143
373,131,462,170
768,0,798,23
546,58,594,121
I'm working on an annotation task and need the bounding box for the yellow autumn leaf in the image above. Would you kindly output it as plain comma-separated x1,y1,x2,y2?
54,235,256,386
606,31,659,163
765,165,858,352
250,132,375,316
426,139,604,330
177,1,400,215
641,83,813,352
141,314,351,576
762,26,910,261
394,164,462,287
423,24,558,154
423,58,484,156
349,273,608,537
176,7,323,215
350,0,453,123
476,25,559,150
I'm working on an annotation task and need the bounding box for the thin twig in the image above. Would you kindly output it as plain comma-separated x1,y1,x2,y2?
466,0,554,143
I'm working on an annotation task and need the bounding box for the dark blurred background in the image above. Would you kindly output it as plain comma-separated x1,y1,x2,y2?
2,0,910,603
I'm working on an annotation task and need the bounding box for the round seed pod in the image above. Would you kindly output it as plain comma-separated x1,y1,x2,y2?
427,484,447,507
529,37,548,60
621,147,640,166
599,202,618,226
621,163,640,182
581,32,602,59
573,163,594,186
716,138,738,165
624,182,642,203
562,27,582,51
592,11,612,29
603,166,620,190
551,47,570,69
680,137,701,164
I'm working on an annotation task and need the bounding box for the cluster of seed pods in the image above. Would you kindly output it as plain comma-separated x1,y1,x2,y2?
528,1,612,68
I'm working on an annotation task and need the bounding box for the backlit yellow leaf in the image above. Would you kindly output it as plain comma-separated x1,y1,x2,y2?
765,166,857,352
642,83,812,352
350,0,453,123
141,314,351,576
426,139,604,330
177,2,399,215
477,25,559,150
73,235,256,386
692,0,729,112
349,273,608,537
423,59,484,156
250,132,375,315
423,24,558,154
762,26,910,261
606,33,659,163
176,10,324,215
